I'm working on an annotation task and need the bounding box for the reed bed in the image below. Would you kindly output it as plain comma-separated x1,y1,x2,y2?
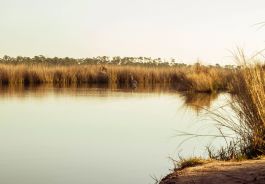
0,64,233,93
230,64,265,158
208,52,265,160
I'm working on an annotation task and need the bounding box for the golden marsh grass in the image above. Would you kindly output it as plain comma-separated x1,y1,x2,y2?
208,51,265,160
0,64,233,93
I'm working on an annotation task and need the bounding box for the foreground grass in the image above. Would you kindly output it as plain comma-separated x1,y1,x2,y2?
175,157,207,170
0,63,233,93
208,56,265,160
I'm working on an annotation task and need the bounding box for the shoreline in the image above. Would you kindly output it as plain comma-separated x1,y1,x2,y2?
160,157,265,184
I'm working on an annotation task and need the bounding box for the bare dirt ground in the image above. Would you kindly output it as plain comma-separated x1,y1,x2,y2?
160,157,265,184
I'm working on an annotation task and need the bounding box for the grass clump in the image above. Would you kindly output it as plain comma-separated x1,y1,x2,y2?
207,50,265,160
177,157,206,170
170,156,207,170
231,64,265,158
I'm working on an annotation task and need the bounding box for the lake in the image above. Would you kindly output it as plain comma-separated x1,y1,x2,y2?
0,86,230,184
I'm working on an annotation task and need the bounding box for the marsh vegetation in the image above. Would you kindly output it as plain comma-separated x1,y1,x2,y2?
207,53,265,160
0,56,234,93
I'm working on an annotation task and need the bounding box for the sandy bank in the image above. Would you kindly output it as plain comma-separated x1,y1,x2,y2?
160,157,265,184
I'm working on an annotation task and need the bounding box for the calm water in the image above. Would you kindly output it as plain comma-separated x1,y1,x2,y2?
0,87,229,184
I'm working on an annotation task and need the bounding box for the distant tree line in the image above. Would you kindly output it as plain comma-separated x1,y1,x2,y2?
0,55,236,69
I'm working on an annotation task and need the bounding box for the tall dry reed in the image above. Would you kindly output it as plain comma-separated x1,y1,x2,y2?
209,51,265,159
0,64,232,92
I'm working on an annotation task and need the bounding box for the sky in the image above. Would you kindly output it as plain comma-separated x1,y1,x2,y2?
0,0,265,64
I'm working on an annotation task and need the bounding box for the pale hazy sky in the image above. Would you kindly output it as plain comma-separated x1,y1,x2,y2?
0,0,264,64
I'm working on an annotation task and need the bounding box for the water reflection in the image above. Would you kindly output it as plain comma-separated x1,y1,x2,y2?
0,85,227,184
0,85,219,108
181,92,219,113
0,85,175,98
